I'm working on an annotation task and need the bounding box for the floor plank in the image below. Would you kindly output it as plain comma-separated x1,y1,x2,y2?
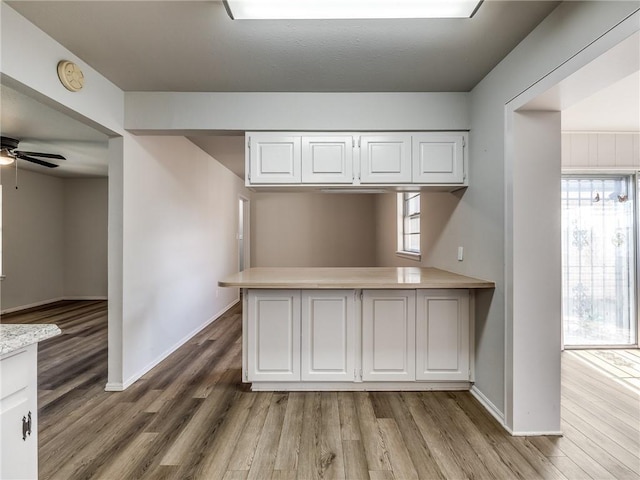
4,300,639,480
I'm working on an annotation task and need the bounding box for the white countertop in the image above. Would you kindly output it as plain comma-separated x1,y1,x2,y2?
0,324,62,356
219,267,495,289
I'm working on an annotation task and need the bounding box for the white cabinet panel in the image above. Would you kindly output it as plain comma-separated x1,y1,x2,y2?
302,136,353,184
416,290,469,381
362,290,415,381
301,290,356,381
0,346,38,480
412,133,465,184
360,135,412,184
248,134,301,184
247,290,300,381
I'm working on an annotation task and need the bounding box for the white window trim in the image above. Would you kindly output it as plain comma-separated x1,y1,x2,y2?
397,192,421,261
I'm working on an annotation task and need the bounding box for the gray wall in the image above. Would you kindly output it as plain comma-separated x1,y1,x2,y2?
1,168,107,312
64,178,108,298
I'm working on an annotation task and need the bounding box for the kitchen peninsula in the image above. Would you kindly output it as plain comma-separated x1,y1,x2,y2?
220,267,494,391
1,323,61,479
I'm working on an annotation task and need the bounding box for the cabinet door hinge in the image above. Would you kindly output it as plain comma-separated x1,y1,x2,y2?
462,137,466,148
247,137,251,148
245,371,248,381
357,137,361,148
352,138,355,148
359,369,363,380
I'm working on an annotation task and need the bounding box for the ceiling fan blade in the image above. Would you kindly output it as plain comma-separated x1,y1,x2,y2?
16,153,59,168
14,150,66,160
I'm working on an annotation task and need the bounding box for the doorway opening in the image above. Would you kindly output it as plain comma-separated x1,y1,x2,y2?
561,174,638,347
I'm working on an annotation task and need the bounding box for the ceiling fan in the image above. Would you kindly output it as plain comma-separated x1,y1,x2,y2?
0,136,66,168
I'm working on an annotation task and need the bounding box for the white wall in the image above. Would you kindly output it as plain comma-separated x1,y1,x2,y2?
0,169,108,312
118,135,250,387
125,92,469,132
64,178,108,298
252,192,376,267
465,3,639,433
562,132,640,169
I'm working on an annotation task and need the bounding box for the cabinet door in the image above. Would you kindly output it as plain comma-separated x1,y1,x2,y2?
0,347,38,480
247,134,301,184
416,290,470,381
247,290,301,381
301,136,354,184
360,135,412,183
412,133,465,184
362,290,416,381
301,290,356,381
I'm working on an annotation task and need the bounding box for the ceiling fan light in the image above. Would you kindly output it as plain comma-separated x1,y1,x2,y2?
224,0,483,20
0,149,15,166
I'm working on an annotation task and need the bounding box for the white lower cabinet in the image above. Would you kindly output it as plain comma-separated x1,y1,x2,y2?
301,290,356,381
247,290,301,381
416,290,470,381
362,290,416,381
0,345,38,480
245,288,471,387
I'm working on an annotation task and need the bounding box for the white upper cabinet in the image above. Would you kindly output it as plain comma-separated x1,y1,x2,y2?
359,134,412,184
301,136,354,184
412,133,466,184
248,133,301,184
245,131,468,188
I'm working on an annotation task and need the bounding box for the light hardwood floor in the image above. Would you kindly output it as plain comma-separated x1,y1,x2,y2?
2,300,639,479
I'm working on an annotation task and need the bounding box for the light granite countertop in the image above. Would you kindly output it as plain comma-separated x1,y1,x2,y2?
0,324,62,356
219,267,495,289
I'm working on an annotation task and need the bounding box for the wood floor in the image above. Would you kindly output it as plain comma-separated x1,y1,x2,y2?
568,349,640,395
2,300,639,479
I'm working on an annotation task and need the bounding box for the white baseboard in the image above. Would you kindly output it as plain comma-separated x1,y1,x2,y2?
1,297,66,314
470,386,563,437
251,381,472,391
104,382,124,392
64,296,108,301
115,299,240,392
1,296,107,314
470,385,505,426
509,429,564,437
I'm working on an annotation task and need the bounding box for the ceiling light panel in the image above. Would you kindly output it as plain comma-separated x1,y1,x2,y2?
224,0,483,20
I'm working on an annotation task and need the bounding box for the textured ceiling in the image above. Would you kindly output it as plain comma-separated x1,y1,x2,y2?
1,85,109,177
7,1,560,92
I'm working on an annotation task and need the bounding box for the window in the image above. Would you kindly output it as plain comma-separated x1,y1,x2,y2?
397,192,421,259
